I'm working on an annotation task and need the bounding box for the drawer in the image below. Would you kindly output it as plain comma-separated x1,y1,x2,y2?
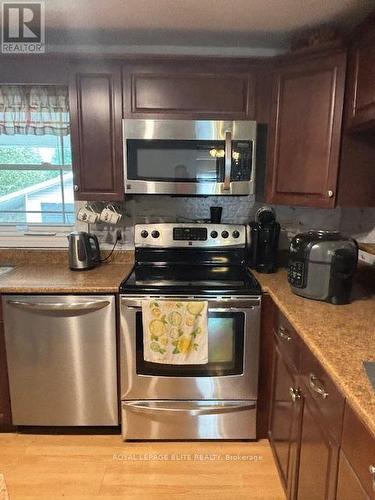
273,311,301,372
300,344,345,444
122,400,257,440
341,403,375,499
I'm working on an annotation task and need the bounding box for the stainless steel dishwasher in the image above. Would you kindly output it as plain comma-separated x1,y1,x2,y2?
3,295,118,426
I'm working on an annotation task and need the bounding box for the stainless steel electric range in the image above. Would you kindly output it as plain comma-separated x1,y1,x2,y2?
119,223,261,440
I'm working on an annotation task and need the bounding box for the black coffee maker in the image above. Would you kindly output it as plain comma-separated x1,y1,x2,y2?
248,206,280,273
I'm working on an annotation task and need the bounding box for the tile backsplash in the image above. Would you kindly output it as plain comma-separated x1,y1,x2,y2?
82,196,375,249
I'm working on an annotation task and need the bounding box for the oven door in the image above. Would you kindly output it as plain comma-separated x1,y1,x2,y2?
123,119,256,195
120,295,261,400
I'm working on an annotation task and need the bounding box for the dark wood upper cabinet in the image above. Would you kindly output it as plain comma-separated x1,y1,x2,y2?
346,15,375,130
0,297,12,428
122,59,259,120
69,63,124,201
266,51,347,208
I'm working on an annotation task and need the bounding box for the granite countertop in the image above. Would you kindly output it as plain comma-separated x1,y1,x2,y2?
0,249,134,293
254,269,375,438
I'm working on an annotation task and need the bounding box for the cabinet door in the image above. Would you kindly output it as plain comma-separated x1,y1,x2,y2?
69,64,124,201
297,388,339,500
257,294,276,439
336,451,369,500
123,60,257,119
346,20,375,130
269,343,302,498
341,403,375,498
0,298,12,427
266,51,346,207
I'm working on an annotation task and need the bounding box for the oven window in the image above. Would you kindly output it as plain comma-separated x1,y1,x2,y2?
127,139,225,183
135,311,244,377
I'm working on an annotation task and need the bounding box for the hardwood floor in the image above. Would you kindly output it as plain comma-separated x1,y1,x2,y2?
0,434,284,499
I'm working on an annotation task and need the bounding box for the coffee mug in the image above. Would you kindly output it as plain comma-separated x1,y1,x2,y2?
76,205,99,224
99,205,122,225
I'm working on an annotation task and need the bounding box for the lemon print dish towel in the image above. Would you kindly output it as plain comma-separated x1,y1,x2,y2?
142,300,208,364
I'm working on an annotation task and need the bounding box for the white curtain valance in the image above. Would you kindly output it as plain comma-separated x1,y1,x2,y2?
0,85,70,136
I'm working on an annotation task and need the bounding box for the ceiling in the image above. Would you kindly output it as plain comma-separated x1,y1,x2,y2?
46,0,375,56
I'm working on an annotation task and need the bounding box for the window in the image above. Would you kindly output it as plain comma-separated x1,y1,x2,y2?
0,85,74,228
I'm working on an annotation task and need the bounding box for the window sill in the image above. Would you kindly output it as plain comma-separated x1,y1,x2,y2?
0,228,71,248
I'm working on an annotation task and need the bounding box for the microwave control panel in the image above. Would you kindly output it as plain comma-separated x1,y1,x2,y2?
230,141,252,182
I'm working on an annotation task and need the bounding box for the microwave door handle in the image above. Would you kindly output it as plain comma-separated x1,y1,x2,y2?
224,130,232,191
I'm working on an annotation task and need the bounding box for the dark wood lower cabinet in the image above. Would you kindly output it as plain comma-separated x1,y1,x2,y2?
269,341,302,498
0,296,12,428
297,389,339,500
339,403,375,499
336,452,369,500
257,294,276,439
266,299,373,500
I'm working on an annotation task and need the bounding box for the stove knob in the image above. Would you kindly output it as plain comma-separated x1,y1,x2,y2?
221,230,229,239
232,230,240,239
151,230,160,239
210,230,218,239
140,230,149,238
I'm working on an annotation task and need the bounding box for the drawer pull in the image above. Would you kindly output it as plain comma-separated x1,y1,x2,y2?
278,326,292,341
289,387,301,403
309,374,329,399
369,465,375,492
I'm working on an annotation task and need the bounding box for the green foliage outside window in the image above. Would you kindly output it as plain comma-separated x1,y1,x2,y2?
0,146,72,197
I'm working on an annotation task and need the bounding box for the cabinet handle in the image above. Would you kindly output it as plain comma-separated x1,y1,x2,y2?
327,190,334,198
277,325,292,341
74,184,79,192
289,387,301,403
369,465,375,492
309,374,329,399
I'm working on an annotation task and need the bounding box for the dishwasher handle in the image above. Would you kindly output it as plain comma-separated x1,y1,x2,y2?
6,299,111,313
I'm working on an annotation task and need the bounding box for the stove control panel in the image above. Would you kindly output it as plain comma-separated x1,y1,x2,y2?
135,223,246,248
173,227,207,241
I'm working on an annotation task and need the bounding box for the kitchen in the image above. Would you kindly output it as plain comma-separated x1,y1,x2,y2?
0,0,374,498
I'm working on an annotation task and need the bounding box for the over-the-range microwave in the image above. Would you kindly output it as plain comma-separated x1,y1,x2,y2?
123,119,257,195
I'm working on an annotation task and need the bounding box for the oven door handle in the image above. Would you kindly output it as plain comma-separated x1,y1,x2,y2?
122,305,255,314
123,401,255,416
121,297,260,309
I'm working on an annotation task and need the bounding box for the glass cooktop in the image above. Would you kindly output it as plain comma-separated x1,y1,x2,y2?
120,264,261,296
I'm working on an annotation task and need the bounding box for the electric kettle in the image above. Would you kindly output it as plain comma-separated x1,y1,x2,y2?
67,232,101,270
